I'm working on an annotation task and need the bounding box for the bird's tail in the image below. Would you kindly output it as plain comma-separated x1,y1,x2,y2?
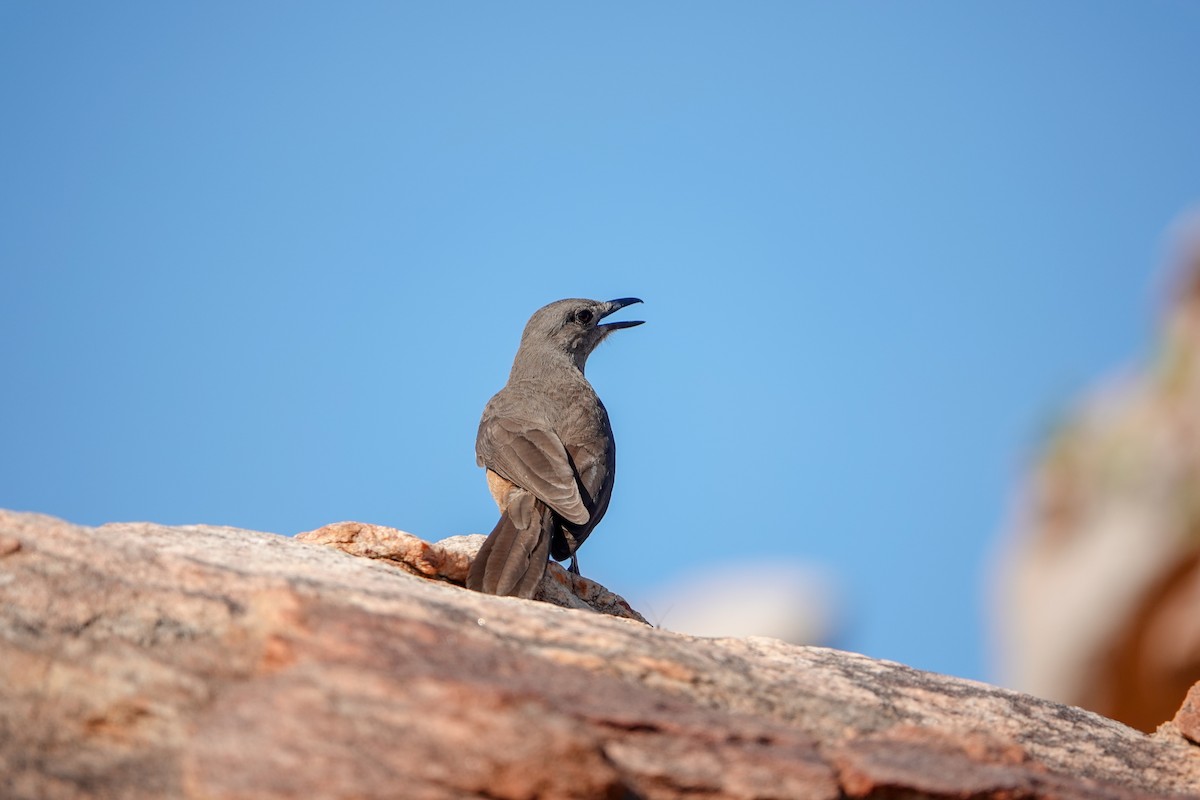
467,490,555,598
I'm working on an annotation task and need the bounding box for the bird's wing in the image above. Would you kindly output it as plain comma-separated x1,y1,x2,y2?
558,434,613,555
563,436,611,515
478,415,590,526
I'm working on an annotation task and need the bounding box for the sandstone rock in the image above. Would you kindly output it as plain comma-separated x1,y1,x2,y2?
2,509,1200,799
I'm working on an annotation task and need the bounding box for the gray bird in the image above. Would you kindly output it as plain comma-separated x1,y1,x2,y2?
467,297,644,598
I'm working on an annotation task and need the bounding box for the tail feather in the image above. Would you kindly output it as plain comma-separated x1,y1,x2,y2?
467,491,554,598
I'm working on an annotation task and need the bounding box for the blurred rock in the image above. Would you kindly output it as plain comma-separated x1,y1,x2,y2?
643,562,839,645
4,509,1200,799
994,209,1200,732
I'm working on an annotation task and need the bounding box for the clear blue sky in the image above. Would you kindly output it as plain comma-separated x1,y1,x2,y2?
3,3,1198,682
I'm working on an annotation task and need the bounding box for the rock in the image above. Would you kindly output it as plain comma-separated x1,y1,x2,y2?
295,520,473,580
2,509,1199,799
1173,681,1200,745
993,209,1200,732
295,521,647,622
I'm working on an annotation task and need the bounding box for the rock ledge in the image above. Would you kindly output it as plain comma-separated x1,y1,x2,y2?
2,509,1199,799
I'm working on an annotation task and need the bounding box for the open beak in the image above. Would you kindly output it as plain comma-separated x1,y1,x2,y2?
597,297,644,331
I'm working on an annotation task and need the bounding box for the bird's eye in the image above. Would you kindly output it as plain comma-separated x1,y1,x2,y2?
575,309,594,325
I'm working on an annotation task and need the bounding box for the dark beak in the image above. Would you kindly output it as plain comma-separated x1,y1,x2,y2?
597,297,644,330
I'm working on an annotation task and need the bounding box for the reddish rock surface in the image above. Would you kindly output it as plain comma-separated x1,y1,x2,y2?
3,509,1200,799
1174,682,1200,745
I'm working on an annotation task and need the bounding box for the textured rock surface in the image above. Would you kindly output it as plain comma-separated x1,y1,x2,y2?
295,521,647,622
994,214,1200,732
1174,681,1200,745
3,509,1200,799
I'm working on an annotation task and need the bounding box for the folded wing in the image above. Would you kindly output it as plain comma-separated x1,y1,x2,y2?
477,416,590,526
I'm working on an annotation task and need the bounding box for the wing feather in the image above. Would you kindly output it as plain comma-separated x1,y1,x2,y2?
478,416,589,526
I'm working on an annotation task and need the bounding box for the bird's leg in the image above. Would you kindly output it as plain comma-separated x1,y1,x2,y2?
561,528,581,576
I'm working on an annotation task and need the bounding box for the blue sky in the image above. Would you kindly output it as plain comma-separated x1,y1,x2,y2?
3,3,1198,682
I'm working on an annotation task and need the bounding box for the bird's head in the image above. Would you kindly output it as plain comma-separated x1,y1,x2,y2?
517,297,644,372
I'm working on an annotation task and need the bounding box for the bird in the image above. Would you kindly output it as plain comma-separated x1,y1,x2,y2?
467,297,644,598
